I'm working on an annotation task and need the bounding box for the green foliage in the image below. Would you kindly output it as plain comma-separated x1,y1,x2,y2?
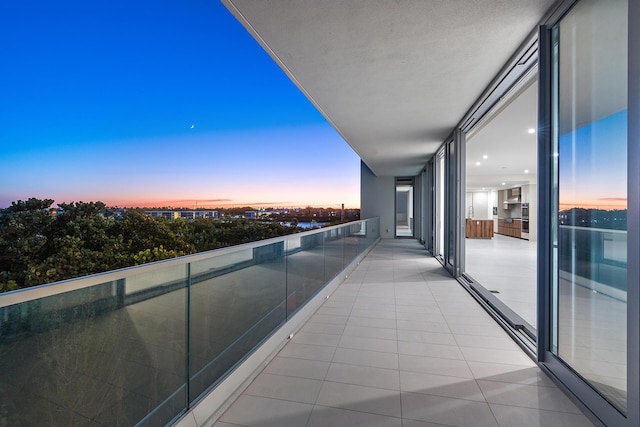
0,198,55,287
132,245,185,264
0,198,303,291
120,209,194,256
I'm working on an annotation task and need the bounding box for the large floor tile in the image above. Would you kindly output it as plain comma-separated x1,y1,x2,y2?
278,343,336,362
460,346,535,366
396,311,446,323
307,406,402,427
402,420,452,427
401,392,499,427
316,381,402,417
467,361,557,387
331,347,399,370
342,324,398,340
489,403,593,427
399,354,474,378
395,303,440,313
477,380,583,413
398,341,464,359
350,308,396,320
307,313,348,325
291,331,341,347
400,371,485,401
263,356,330,380
325,362,400,389
396,320,450,333
453,334,522,351
446,323,508,338
244,373,323,404
300,321,345,335
338,335,398,353
219,395,313,427
315,306,352,317
347,315,397,329
397,329,457,345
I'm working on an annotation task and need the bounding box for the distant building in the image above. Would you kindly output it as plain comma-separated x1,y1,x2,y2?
146,210,218,220
179,210,218,220
145,210,179,220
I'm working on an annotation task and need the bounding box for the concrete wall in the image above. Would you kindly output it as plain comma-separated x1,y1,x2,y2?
361,161,395,239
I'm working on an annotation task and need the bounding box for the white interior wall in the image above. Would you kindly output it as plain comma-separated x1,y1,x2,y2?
465,190,491,219
472,192,490,219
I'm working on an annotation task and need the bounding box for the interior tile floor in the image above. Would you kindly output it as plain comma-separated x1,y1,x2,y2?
214,239,592,427
464,234,537,328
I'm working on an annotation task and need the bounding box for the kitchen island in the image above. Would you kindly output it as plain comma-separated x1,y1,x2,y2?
465,219,494,238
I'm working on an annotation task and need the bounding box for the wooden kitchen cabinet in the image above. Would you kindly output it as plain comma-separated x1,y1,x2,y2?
497,219,521,238
466,219,494,238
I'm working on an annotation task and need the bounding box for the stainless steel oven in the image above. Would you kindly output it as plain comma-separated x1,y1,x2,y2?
521,203,529,239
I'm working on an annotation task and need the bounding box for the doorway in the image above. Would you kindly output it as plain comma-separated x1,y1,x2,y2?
395,177,414,237
463,73,539,338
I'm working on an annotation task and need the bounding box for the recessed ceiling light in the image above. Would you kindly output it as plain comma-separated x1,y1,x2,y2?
528,128,536,134
482,187,485,190
475,162,481,166
524,169,529,174
501,182,506,186
483,155,488,159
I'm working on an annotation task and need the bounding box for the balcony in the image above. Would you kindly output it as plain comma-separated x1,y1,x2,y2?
0,219,592,426
203,239,593,427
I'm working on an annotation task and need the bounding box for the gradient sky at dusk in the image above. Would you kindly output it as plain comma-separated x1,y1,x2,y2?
0,0,360,209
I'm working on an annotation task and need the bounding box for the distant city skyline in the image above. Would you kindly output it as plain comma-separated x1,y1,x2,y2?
0,0,360,209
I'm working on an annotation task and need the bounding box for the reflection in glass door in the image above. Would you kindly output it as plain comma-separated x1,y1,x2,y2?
551,0,628,413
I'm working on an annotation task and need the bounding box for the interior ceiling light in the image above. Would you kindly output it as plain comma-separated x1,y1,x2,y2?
501,182,506,185
528,128,536,134
483,155,488,159
475,162,481,166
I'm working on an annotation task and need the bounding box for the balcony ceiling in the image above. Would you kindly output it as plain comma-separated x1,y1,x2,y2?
223,0,556,177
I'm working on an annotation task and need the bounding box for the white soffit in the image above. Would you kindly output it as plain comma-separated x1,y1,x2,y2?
223,0,556,177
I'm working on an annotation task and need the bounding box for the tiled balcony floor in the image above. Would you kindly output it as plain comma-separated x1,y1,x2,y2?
214,239,593,427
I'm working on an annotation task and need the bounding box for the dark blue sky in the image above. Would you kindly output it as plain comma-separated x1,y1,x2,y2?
0,0,360,208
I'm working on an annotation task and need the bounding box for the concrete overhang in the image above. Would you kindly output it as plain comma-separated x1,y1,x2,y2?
222,0,557,177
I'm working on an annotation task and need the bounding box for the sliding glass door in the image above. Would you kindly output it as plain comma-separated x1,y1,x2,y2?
541,0,631,423
435,150,445,258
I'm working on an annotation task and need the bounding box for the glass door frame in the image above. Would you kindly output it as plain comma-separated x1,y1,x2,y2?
537,1,640,425
432,133,464,275
424,158,435,254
